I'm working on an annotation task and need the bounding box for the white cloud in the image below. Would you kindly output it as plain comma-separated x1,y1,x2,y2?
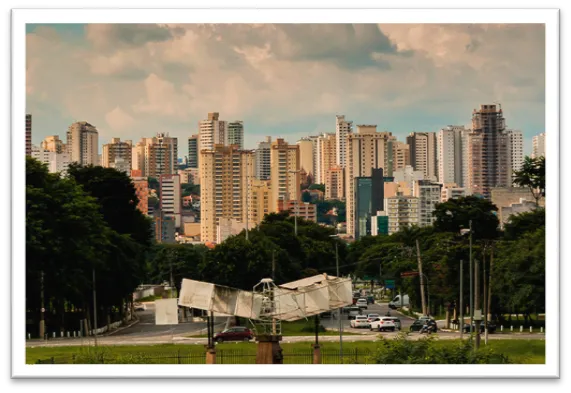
105,106,135,130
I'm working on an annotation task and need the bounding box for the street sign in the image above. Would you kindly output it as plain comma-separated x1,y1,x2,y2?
385,280,395,289
400,271,419,277
474,310,483,321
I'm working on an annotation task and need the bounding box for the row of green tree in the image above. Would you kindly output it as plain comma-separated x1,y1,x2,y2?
26,157,152,336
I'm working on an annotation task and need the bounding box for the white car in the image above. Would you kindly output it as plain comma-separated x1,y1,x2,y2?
350,315,369,328
369,317,397,332
356,298,368,309
366,313,380,323
347,307,361,320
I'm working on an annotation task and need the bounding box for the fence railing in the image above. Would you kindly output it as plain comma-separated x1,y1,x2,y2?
35,348,374,365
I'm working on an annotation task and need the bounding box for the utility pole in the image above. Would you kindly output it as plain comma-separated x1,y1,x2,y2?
459,260,464,340
93,268,98,346
483,251,488,345
469,219,473,336
487,245,494,345
416,239,427,316
245,161,249,241
40,270,45,340
335,240,342,363
272,250,276,335
475,257,481,350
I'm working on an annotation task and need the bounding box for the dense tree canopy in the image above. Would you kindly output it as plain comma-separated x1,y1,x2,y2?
433,196,500,240
513,156,545,205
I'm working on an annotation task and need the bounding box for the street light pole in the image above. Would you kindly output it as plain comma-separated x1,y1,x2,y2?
245,160,250,241
469,219,473,336
335,240,343,363
460,260,464,340
93,268,98,346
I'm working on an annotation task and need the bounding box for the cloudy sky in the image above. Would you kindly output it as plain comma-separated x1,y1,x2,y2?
26,23,545,157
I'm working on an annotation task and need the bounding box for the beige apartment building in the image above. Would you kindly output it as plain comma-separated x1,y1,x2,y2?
40,135,65,153
384,196,420,235
102,138,132,169
325,165,345,200
297,138,316,180
345,125,391,238
467,104,511,199
315,133,336,184
249,179,271,226
392,141,411,174
66,121,99,165
132,133,178,178
270,138,300,212
200,145,254,243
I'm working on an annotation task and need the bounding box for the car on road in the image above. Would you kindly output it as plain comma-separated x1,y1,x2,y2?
356,298,368,309
367,295,375,304
383,316,402,330
134,303,146,311
409,319,438,332
463,322,497,334
366,314,380,323
347,307,362,320
369,317,396,332
388,294,410,309
350,315,369,328
214,326,254,343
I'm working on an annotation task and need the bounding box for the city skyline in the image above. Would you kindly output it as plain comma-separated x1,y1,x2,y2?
26,23,545,157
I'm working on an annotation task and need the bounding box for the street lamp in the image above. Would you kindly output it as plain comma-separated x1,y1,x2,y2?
329,234,342,363
288,170,301,236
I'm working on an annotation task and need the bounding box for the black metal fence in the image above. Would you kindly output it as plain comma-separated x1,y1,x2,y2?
35,348,374,365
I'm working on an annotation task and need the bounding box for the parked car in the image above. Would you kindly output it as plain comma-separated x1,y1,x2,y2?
463,322,497,334
356,298,368,309
134,303,146,311
383,317,402,330
214,327,253,343
350,315,369,328
367,295,375,304
369,317,396,332
409,319,438,332
347,307,362,320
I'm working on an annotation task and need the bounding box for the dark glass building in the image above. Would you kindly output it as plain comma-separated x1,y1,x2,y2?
354,168,384,239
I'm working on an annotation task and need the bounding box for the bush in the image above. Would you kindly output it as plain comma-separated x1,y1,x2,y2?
369,333,512,364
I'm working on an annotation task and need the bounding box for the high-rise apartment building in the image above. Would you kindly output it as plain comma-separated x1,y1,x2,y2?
316,133,336,185
199,112,226,152
255,136,272,180
532,132,546,159
40,135,65,154
437,126,467,186
407,132,437,180
391,141,411,175
102,138,132,170
249,179,271,227
31,146,71,175
354,168,384,239
270,138,300,212
325,166,345,200
336,115,353,167
132,133,178,178
506,129,524,182
384,196,420,235
345,125,390,238
467,104,511,199
159,174,182,229
413,180,442,227
441,183,471,202
226,121,244,149
200,145,254,243
66,121,99,165
26,114,32,156
297,137,316,180
188,134,199,168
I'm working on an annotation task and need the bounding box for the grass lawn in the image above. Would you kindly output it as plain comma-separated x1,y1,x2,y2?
27,338,545,365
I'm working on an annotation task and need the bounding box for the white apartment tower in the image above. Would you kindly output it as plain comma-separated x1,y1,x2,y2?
226,121,244,149
336,115,353,168
506,129,524,182
437,126,466,186
66,121,99,165
199,112,227,152
532,132,546,159
255,136,272,180
345,125,390,238
384,196,420,235
406,132,437,180
413,180,442,227
159,174,182,228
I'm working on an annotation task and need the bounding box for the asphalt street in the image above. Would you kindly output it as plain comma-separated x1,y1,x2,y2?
26,301,544,348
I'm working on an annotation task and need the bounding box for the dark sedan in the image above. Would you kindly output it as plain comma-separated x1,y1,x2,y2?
214,327,254,343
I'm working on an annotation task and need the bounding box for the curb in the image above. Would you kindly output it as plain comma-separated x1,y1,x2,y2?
106,318,140,336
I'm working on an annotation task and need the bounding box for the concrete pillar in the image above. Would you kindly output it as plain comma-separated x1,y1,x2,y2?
256,335,283,364
313,344,321,364
205,347,216,364
445,310,450,329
